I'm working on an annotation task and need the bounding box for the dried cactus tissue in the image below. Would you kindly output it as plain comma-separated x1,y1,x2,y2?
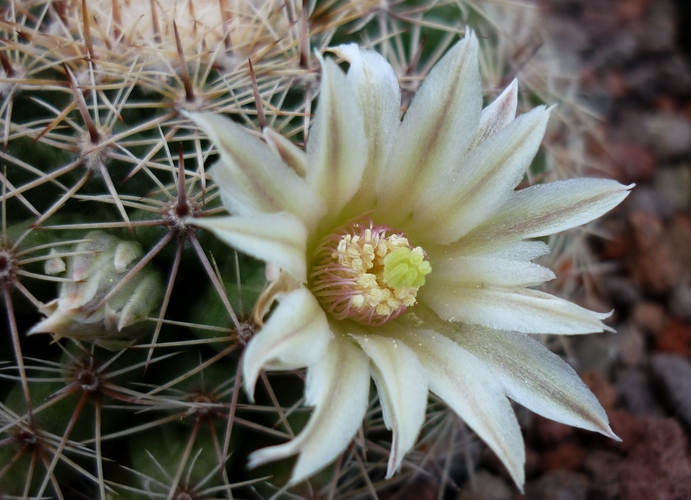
0,1,648,498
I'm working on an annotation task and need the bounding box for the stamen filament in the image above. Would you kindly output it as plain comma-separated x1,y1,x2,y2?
309,219,431,325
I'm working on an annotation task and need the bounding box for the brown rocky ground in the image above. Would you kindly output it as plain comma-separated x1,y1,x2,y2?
538,1,688,498
460,0,691,498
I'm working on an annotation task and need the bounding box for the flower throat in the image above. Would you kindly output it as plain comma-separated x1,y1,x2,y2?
309,220,431,325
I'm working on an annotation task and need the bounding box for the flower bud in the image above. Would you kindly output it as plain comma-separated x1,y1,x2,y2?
29,231,164,350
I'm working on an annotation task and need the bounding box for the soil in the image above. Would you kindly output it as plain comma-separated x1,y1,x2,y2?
460,0,691,497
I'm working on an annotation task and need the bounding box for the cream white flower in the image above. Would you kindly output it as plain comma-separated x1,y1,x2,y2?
188,32,630,489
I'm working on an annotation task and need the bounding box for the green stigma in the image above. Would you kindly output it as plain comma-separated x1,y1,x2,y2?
383,246,432,289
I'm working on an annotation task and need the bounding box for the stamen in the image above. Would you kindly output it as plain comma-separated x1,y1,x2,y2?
310,220,431,325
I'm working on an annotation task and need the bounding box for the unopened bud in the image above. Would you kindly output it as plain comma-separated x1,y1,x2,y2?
29,231,164,350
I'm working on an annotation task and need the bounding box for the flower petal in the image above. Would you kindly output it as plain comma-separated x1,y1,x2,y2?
189,213,308,282
328,44,401,215
248,333,370,485
447,324,617,439
470,78,518,149
395,328,525,489
429,256,555,288
351,332,428,478
465,178,633,246
306,54,367,218
428,240,550,262
411,105,551,243
243,287,332,398
377,32,482,219
263,127,308,177
421,286,613,334
186,112,325,229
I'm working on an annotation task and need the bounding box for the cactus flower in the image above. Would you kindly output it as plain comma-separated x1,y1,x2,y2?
29,231,164,351
188,32,631,489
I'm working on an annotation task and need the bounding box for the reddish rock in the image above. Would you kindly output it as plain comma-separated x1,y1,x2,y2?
585,412,691,499
626,185,676,220
651,353,691,428
457,470,513,500
655,319,691,357
669,214,691,268
614,0,652,22
629,210,665,250
541,442,587,472
670,283,691,322
583,450,623,500
646,111,691,159
628,211,683,294
524,470,589,500
615,368,666,418
533,416,576,446
631,300,668,336
615,323,646,367
606,70,628,99
604,411,691,499
606,142,656,183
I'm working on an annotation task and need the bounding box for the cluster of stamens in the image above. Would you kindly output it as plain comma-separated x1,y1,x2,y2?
310,220,431,325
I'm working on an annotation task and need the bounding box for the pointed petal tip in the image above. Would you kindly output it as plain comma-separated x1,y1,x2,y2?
594,309,616,333
324,43,358,60
441,27,479,62
610,431,623,442
247,441,300,476
384,438,405,479
314,48,326,67
464,28,479,52
26,324,44,336
384,462,397,480
596,420,621,441
621,182,635,198
609,181,635,194
241,366,258,404
533,103,552,120
246,455,261,471
27,312,67,337
507,464,526,493
246,447,276,471
503,78,519,101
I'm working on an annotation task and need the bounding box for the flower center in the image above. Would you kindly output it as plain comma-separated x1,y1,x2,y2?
310,220,431,325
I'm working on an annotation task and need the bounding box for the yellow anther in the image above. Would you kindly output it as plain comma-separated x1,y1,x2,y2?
310,220,433,325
